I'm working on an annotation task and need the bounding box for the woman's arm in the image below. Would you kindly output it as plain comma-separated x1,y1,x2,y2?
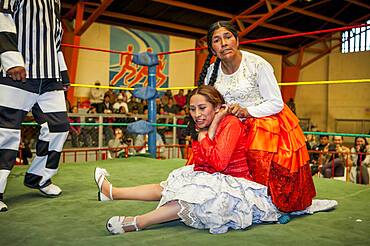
246,62,284,117
197,117,243,172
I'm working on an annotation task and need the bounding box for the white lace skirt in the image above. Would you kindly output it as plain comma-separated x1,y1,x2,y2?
158,165,280,234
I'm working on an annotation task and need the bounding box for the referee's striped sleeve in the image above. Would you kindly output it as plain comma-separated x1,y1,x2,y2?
0,0,24,72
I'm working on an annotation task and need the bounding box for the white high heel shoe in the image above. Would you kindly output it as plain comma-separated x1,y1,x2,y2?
94,167,113,201
106,216,140,234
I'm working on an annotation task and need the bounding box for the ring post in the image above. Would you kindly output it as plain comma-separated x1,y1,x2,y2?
132,52,159,158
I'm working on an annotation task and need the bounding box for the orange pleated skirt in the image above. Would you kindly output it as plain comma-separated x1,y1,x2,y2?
244,105,316,212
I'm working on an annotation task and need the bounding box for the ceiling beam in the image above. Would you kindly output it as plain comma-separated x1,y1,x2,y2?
235,0,266,17
271,1,347,25
345,0,370,10
61,3,208,35
352,12,370,24
240,17,319,39
238,0,296,37
152,0,233,18
75,0,114,36
269,0,330,22
243,40,294,51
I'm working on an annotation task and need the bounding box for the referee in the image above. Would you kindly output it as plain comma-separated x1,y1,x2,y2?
0,0,70,212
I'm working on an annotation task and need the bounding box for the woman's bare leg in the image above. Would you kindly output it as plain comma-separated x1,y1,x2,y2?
125,201,181,230
101,179,163,201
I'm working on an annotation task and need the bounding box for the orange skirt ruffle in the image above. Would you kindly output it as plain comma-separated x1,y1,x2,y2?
244,105,309,173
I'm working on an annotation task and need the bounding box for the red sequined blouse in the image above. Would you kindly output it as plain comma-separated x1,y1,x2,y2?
191,115,252,180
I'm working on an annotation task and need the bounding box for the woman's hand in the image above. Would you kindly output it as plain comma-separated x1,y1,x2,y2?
213,104,229,125
228,103,249,118
207,105,229,140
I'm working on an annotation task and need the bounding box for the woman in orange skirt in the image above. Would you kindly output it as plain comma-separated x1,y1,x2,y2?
197,21,316,212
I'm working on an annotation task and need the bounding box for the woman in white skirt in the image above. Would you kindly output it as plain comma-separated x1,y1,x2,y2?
95,85,337,234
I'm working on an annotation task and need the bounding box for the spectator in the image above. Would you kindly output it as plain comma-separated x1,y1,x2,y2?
156,98,164,113
161,93,169,106
350,137,370,184
113,94,128,113
174,89,187,108
185,89,192,105
68,106,81,147
81,106,99,147
127,97,139,112
164,89,172,98
286,98,296,115
311,135,330,167
134,133,165,158
90,81,105,110
321,136,351,178
164,98,179,115
305,134,318,175
104,89,117,105
100,95,113,114
108,128,134,158
176,108,190,158
157,107,169,144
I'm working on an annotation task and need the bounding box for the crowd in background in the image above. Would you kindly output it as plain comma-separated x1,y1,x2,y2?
17,82,369,185
306,134,370,185
64,82,192,158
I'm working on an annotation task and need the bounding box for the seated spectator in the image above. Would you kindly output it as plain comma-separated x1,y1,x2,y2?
321,136,351,178
113,94,128,113
305,134,318,175
350,137,370,184
157,107,169,144
98,95,113,114
160,93,169,106
156,98,164,112
68,106,81,147
131,105,141,121
286,98,296,114
81,106,98,147
164,89,172,98
174,89,186,108
104,89,117,105
108,128,134,158
140,100,148,114
176,108,190,158
115,106,135,123
185,89,192,105
127,97,139,112
164,98,179,115
311,135,330,167
89,81,105,109
134,133,165,158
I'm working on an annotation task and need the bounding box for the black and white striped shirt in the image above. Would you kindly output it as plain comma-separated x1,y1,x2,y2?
0,0,68,79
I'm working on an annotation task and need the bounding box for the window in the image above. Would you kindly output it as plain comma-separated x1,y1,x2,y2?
341,20,370,53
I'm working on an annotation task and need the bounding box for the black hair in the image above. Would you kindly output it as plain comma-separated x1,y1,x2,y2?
197,21,239,86
354,137,369,147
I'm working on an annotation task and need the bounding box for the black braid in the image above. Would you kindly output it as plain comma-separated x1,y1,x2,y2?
197,53,213,86
208,58,221,86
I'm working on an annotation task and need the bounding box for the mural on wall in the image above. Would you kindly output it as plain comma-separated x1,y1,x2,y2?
109,26,169,88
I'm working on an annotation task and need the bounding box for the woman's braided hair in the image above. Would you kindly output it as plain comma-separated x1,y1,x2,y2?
190,21,238,140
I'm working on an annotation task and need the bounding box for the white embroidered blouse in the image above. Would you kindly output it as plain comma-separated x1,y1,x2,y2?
205,50,284,118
